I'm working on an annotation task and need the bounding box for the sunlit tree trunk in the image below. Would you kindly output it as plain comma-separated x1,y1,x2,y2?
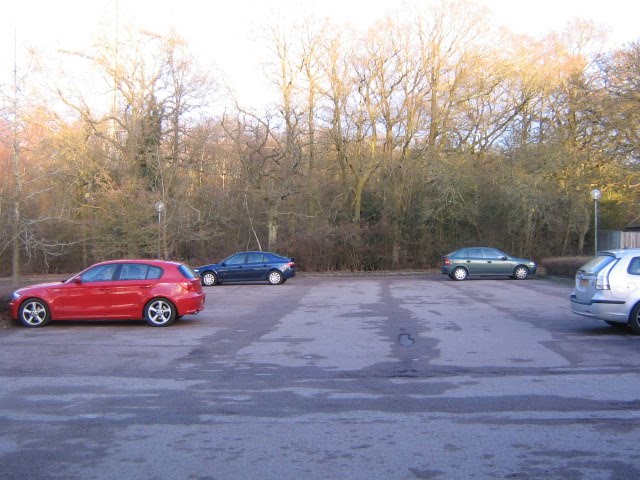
10,40,22,286
11,142,21,286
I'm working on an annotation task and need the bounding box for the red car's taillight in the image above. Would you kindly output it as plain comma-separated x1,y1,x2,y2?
182,280,199,292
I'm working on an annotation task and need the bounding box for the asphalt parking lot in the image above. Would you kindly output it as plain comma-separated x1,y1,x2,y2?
1,275,640,479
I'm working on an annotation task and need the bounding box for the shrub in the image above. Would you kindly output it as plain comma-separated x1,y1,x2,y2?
541,256,591,278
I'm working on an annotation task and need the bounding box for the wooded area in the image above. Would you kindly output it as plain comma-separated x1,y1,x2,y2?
1,1,639,279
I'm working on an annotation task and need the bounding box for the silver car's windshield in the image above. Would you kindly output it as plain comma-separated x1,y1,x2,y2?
578,254,616,274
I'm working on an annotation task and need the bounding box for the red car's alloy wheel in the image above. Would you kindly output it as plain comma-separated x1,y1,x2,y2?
19,299,51,328
144,298,176,327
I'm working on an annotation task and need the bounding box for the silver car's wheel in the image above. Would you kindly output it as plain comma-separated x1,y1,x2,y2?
19,298,51,328
452,267,468,281
629,304,640,335
202,271,218,286
268,270,284,285
144,298,176,327
513,266,529,280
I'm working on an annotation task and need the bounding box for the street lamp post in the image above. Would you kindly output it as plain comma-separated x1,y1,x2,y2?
590,189,601,255
154,201,165,259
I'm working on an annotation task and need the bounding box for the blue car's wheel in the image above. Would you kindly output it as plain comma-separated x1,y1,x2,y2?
202,271,218,286
268,270,284,285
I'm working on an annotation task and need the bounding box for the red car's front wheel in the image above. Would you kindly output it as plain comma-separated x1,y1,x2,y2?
19,298,51,328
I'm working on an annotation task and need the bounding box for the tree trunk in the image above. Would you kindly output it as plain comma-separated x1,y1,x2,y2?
12,204,20,286
11,123,21,286
267,215,279,252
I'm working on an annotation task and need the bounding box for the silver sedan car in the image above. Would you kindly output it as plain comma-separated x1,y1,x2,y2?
570,249,640,333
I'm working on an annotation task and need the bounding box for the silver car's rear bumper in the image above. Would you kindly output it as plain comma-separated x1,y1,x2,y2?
570,295,628,323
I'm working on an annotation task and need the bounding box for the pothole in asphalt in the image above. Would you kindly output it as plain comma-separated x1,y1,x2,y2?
398,333,415,346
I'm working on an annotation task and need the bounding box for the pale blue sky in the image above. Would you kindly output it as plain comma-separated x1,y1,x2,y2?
3,0,639,109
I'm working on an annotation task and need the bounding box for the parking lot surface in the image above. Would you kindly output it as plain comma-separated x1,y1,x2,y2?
1,275,639,479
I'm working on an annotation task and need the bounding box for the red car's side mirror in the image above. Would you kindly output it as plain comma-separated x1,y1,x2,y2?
74,277,82,285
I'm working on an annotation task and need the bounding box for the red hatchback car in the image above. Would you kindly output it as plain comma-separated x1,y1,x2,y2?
9,260,205,327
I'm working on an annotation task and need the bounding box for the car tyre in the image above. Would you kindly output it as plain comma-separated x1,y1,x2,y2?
629,303,640,335
268,270,284,285
202,271,218,287
512,266,529,280
18,298,51,328
452,267,468,281
144,298,176,327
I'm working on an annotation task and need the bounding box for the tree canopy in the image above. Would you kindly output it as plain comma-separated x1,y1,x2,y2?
1,2,638,277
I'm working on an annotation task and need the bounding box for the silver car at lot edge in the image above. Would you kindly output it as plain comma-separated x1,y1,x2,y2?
570,249,640,333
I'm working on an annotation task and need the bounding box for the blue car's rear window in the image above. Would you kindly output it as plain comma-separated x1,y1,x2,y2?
178,264,199,280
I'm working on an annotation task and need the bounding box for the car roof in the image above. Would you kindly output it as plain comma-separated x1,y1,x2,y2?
92,259,181,267
236,250,277,254
600,249,640,257
230,251,288,257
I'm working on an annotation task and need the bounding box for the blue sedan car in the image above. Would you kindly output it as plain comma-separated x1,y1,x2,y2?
194,251,297,286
